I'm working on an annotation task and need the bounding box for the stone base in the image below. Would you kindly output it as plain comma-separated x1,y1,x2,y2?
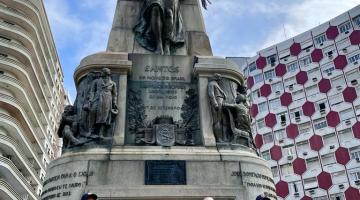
41,147,276,200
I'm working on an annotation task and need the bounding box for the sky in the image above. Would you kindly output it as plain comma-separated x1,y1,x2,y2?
43,0,360,101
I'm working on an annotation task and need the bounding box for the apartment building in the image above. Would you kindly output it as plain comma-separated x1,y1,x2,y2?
232,5,360,200
0,0,66,199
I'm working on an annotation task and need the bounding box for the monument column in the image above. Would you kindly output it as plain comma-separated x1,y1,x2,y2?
74,52,132,146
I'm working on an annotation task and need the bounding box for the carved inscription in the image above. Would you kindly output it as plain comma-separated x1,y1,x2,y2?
232,171,277,199
41,171,94,200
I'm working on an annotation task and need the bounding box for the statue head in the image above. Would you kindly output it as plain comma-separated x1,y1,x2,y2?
101,68,111,77
63,105,74,114
213,73,222,80
86,72,96,81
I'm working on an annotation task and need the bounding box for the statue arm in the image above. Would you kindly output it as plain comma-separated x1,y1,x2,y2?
112,82,118,107
201,0,212,9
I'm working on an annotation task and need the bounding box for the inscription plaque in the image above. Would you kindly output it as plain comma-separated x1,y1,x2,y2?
145,160,186,185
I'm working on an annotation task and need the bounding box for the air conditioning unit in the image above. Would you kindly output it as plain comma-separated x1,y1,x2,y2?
339,184,345,189
345,30,350,34
284,58,288,61
276,91,281,95
336,86,343,91
328,55,333,59
303,152,308,156
306,48,311,52
295,117,301,122
327,72,332,76
269,78,273,82
279,139,284,143
287,155,293,160
354,61,358,65
320,43,324,46
312,77,318,82
351,80,358,86
356,157,360,162
330,145,335,149
320,109,326,115
289,85,294,90
343,48,348,53
345,120,351,126
294,192,300,197
309,190,315,195
355,180,360,185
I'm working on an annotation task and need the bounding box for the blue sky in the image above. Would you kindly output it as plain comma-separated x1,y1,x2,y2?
44,0,359,101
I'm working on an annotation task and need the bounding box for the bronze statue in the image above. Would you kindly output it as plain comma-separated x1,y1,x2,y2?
88,68,118,139
133,0,212,55
207,74,227,143
57,105,83,148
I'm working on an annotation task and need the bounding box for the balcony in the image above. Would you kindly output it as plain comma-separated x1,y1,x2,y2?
0,179,22,200
0,156,38,200
0,112,44,170
0,134,41,184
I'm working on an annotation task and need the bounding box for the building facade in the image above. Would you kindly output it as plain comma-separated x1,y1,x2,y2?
0,0,66,199
235,5,360,200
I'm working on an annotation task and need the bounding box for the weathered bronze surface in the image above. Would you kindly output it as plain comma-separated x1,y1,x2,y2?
133,0,212,55
58,68,118,151
207,74,255,148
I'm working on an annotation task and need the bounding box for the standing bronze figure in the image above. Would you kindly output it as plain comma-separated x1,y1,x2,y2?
207,74,227,143
88,68,118,138
134,0,212,55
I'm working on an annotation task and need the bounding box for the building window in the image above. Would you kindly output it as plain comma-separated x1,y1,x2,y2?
340,109,355,121
252,89,260,100
269,98,281,110
272,82,283,92
287,62,298,72
290,108,303,120
280,163,293,175
353,15,360,27
254,73,263,83
321,153,336,166
282,144,295,156
338,21,352,34
321,63,336,75
346,70,360,86
271,167,279,177
275,129,286,141
348,53,360,64
277,112,287,126
257,119,265,129
314,34,327,45
299,122,311,135
350,148,360,160
299,56,312,68
261,151,271,160
264,69,275,80
258,102,268,113
249,62,257,72
350,171,360,181
329,93,343,107
314,119,327,130
306,85,319,97
263,132,274,144
330,194,344,200
267,54,277,66
331,75,346,90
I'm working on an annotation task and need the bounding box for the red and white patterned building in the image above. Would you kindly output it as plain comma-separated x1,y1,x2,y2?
234,5,360,200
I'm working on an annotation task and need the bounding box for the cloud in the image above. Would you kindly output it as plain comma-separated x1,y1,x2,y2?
260,0,360,50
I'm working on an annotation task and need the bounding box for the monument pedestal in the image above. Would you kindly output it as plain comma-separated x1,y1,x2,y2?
42,147,275,200
42,0,276,199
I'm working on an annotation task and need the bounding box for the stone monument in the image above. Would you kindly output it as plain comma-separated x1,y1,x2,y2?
42,0,276,199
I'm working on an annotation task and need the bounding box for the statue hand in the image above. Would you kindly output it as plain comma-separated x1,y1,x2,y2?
201,0,212,9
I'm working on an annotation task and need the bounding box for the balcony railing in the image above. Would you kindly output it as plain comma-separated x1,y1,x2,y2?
0,134,41,183
0,156,38,199
0,112,43,169
0,179,22,200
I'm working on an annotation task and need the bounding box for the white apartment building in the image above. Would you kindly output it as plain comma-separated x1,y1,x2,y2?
232,5,360,200
0,0,66,199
